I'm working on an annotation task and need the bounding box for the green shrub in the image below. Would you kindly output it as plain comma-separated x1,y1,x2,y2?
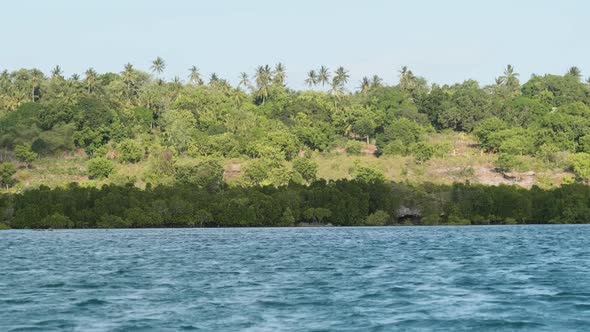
411,142,435,163
354,166,386,183
0,162,17,188
494,153,522,173
569,153,590,181
87,157,115,179
40,213,74,229
118,139,143,163
292,158,318,183
345,140,363,155
364,210,390,226
244,159,270,185
579,135,590,153
14,144,38,166
268,165,294,187
381,139,407,156
175,159,224,191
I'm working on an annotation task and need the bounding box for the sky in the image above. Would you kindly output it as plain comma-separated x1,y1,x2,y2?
1,0,588,89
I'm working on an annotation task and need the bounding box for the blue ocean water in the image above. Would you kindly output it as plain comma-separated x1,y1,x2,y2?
1,226,590,331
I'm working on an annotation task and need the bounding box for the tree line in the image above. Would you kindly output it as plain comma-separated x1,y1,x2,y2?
2,176,590,229
1,60,590,188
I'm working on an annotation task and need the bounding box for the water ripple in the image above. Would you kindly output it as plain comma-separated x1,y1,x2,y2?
1,225,590,331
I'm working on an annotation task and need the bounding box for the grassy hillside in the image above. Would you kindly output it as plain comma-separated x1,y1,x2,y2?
9,131,570,193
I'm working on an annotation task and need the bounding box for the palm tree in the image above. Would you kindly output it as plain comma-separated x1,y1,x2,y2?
51,65,63,80
494,77,505,85
567,66,582,80
499,64,519,86
318,66,330,86
151,56,166,83
84,68,98,93
233,89,246,109
305,70,317,87
188,66,203,85
238,72,250,89
209,73,220,86
329,79,345,104
30,69,44,102
399,66,415,90
360,77,370,94
255,65,272,104
70,73,80,81
121,63,135,95
273,62,286,86
371,75,383,88
333,66,349,86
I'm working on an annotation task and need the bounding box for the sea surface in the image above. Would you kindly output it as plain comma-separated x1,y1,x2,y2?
1,225,590,331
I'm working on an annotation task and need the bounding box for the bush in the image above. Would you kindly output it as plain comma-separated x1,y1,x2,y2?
354,166,386,183
118,139,143,163
268,165,294,187
147,148,175,176
569,153,590,181
244,160,270,185
175,159,224,191
14,144,38,166
345,140,364,155
473,117,509,151
494,154,522,173
292,158,318,183
410,142,435,163
377,118,424,154
40,213,74,229
381,139,407,156
87,157,115,179
364,210,390,226
0,162,17,188
579,135,590,153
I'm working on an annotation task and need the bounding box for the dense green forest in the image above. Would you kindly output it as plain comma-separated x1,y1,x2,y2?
1,60,590,189
1,60,590,227
2,178,590,229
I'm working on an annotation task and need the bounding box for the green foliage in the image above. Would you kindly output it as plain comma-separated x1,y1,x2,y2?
569,153,590,181
0,162,17,188
377,118,423,155
292,158,318,183
473,117,509,151
162,109,197,153
345,140,364,155
268,165,294,187
302,208,332,224
381,140,407,156
87,157,115,179
353,116,376,142
118,139,143,163
14,144,38,165
410,142,434,163
494,154,522,173
3,64,590,197
244,159,270,185
364,210,390,226
147,148,176,176
5,179,590,228
578,135,590,153
354,166,386,183
175,159,224,191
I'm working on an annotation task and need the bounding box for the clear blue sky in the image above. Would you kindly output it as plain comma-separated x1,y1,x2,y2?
2,0,588,88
